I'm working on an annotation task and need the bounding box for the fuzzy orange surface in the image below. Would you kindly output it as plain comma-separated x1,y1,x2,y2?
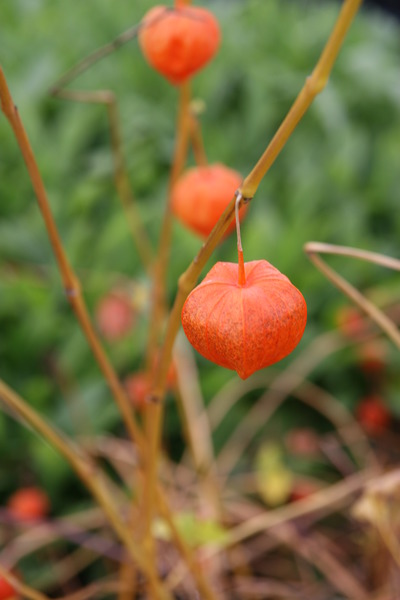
8,487,49,521
356,395,391,434
139,5,220,85
0,577,16,600
181,260,307,379
172,164,245,238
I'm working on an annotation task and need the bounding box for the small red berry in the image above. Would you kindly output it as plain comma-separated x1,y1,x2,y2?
285,428,320,456
335,306,367,339
139,5,220,85
181,260,307,379
125,362,176,410
356,396,391,435
8,487,49,521
172,164,245,238
125,373,150,411
357,340,387,375
95,293,134,341
290,481,318,502
0,577,16,600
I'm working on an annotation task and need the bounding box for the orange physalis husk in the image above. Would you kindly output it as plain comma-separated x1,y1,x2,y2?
0,576,16,600
8,486,50,521
172,164,246,238
181,260,307,379
138,5,220,85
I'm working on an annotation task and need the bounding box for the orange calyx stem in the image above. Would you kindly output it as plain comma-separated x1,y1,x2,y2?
235,192,246,286
238,248,246,286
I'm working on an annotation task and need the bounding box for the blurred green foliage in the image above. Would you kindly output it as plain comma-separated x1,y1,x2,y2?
0,0,399,513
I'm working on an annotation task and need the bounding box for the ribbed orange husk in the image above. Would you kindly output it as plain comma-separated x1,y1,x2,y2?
181,260,307,379
138,5,220,85
172,164,245,238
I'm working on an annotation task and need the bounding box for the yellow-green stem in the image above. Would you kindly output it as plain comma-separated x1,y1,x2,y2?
142,82,192,558
241,0,363,199
146,81,192,370
189,109,208,166
151,0,363,407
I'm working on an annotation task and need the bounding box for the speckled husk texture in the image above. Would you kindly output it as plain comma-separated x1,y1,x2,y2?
181,260,307,379
138,5,220,85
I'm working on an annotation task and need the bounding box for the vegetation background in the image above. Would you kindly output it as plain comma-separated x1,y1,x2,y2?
0,0,400,594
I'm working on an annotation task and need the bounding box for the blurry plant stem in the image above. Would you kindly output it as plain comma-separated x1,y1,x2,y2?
0,379,170,600
49,24,141,94
0,66,144,451
374,497,400,569
0,563,49,600
189,105,208,166
173,341,221,516
146,81,192,369
240,0,363,198
222,469,373,550
51,88,154,274
305,242,400,349
157,493,219,600
151,0,363,402
141,82,191,564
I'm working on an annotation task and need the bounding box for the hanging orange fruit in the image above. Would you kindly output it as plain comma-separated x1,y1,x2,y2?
172,164,246,238
181,194,307,379
8,486,50,521
138,5,220,85
181,260,307,379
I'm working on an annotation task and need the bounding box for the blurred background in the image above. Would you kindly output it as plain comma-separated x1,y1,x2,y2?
0,0,400,594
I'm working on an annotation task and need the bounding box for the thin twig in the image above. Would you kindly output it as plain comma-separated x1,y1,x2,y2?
305,242,400,349
52,88,154,273
0,66,144,451
0,378,171,600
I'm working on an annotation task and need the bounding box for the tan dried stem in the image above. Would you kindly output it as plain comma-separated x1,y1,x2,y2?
216,373,376,476
0,564,50,600
0,66,144,451
0,379,170,599
273,526,369,599
189,105,208,166
222,469,374,550
141,80,191,563
173,339,221,516
305,242,400,349
157,494,219,600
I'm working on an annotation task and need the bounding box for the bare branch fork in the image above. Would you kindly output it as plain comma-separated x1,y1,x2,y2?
305,241,400,349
